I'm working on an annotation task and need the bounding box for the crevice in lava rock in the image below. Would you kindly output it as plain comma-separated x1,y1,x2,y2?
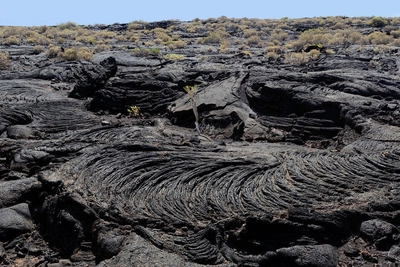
30,190,98,258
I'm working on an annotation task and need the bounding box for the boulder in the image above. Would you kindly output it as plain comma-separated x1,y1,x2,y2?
37,192,98,257
0,203,33,241
0,177,42,208
275,244,339,267
92,220,127,260
68,57,117,98
360,219,398,249
6,125,34,139
10,149,53,172
97,233,233,267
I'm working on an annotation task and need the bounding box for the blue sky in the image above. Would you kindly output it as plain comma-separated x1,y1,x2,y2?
1,0,399,26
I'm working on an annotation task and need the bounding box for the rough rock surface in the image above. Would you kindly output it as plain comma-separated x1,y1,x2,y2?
0,203,33,241
0,20,400,267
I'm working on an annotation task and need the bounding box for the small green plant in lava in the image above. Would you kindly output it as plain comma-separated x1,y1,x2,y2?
127,105,140,117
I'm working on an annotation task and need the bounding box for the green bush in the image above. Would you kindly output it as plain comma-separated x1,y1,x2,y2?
290,28,330,50
131,47,160,57
199,30,228,44
369,16,388,27
77,35,98,44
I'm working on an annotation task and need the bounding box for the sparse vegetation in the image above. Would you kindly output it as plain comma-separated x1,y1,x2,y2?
163,53,184,61
219,40,230,53
368,31,391,45
269,29,288,43
369,16,388,27
46,44,61,58
265,51,279,60
309,49,321,59
172,40,186,49
199,30,228,44
374,44,391,53
390,29,400,38
246,35,263,47
391,38,400,46
76,35,97,44
33,45,44,54
285,51,309,65
127,105,140,117
0,52,10,69
131,47,160,57
93,44,111,53
76,47,93,60
0,16,399,68
153,28,172,43
58,47,93,61
4,36,20,45
243,29,258,38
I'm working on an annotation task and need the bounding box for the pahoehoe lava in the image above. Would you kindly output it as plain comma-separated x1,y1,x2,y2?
59,143,400,225
1,18,400,266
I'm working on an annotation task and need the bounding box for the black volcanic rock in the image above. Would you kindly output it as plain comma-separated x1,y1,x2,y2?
275,244,339,267
68,56,117,98
0,178,42,208
360,219,399,250
1,17,400,266
0,203,33,241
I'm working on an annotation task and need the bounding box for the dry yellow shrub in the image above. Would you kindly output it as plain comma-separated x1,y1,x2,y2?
368,31,391,45
93,44,111,53
285,52,309,65
46,44,61,58
33,45,44,54
3,36,20,45
269,30,288,42
246,35,262,47
58,47,92,61
0,52,10,69
390,30,400,38
265,45,282,53
77,47,93,60
309,49,321,59
265,51,279,60
173,40,186,48
391,39,400,46
219,40,230,53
